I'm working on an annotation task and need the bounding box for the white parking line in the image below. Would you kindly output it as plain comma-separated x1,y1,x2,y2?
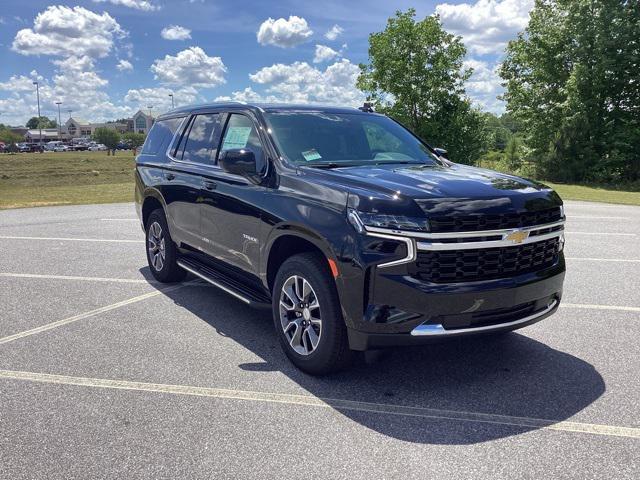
0,235,143,243
561,303,640,313
565,231,637,236
100,218,139,221
565,257,640,263
1,369,638,439
568,216,630,220
0,285,183,345
0,273,159,284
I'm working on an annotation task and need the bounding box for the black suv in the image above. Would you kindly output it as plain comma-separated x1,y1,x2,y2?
135,103,566,374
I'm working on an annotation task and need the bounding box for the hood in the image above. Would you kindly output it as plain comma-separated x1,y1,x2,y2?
302,163,562,216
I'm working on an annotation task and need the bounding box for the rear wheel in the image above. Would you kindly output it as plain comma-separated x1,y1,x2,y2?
145,209,186,283
272,253,352,375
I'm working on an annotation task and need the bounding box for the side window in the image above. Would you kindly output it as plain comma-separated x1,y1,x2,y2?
141,116,185,155
219,114,264,165
177,113,220,164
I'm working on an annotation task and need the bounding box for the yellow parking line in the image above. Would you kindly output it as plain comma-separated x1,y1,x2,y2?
0,285,183,345
1,369,638,439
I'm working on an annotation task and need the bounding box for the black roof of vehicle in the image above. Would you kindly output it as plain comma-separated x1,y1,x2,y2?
158,102,371,120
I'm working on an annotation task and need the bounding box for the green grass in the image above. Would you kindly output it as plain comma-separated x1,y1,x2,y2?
543,182,640,206
2,151,639,208
0,150,136,209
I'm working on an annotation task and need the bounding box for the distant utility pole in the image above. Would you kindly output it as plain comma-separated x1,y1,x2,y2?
169,93,174,109
33,81,42,145
55,101,62,139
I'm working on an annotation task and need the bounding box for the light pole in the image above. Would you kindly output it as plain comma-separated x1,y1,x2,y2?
147,105,153,131
55,102,62,140
33,81,42,146
169,93,174,109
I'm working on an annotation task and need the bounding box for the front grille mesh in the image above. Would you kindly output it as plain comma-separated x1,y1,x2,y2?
428,207,562,233
410,237,560,283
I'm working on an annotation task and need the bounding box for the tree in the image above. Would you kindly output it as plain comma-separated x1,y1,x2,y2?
357,9,489,164
0,125,23,145
123,132,146,155
93,128,121,155
26,116,57,129
501,0,640,182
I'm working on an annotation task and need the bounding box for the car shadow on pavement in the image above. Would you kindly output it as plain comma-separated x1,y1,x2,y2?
153,271,605,445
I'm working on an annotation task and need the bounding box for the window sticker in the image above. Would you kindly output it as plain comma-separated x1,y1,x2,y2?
222,126,252,149
301,148,322,161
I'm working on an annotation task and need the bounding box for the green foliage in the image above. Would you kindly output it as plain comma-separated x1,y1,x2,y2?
501,0,640,183
93,127,121,153
357,9,489,164
123,132,145,150
0,125,23,144
25,116,57,129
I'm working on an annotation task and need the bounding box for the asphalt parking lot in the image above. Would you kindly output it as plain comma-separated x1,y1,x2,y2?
0,200,639,479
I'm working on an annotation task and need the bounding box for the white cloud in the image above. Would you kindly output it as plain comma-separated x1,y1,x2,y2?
248,59,364,105
12,6,125,59
436,0,533,55
150,46,226,87
464,59,504,113
116,59,133,72
324,24,343,41
215,87,270,103
125,86,200,111
161,25,192,41
313,44,340,63
257,16,313,48
93,0,159,11
0,56,134,126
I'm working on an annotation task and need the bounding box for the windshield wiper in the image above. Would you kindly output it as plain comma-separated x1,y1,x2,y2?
306,162,347,169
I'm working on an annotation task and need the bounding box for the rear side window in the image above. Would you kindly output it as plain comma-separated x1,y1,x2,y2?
176,113,220,164
141,117,185,155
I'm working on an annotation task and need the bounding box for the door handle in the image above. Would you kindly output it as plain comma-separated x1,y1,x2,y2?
203,180,217,191
165,173,175,181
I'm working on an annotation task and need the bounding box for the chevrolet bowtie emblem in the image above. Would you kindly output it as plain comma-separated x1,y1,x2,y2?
505,230,529,244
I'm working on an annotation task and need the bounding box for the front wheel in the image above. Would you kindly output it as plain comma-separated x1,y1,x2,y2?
272,253,352,375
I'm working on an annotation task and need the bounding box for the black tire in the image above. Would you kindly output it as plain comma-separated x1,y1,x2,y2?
145,208,186,283
272,252,353,375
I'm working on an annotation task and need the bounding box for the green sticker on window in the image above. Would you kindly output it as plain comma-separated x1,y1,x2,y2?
301,149,322,161
222,127,252,149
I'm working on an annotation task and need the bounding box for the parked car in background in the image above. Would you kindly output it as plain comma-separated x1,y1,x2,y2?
88,143,107,151
116,141,131,150
44,141,68,152
0,142,5,152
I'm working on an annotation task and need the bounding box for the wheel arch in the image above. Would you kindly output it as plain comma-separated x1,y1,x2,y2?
264,225,340,293
141,188,167,231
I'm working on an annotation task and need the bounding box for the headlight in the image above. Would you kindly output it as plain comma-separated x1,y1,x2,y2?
347,209,429,233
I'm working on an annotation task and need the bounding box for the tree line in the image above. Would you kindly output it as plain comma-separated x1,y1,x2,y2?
358,2,640,184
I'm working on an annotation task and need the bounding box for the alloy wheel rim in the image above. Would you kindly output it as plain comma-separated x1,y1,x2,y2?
279,275,322,356
147,221,166,272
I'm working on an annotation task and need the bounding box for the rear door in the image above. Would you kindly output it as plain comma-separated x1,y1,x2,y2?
164,112,222,251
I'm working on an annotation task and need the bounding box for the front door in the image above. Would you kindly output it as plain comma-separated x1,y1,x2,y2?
199,113,265,275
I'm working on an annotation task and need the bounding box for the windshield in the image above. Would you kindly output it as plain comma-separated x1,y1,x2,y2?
264,111,440,167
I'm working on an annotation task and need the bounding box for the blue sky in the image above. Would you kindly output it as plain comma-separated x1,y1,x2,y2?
0,0,533,126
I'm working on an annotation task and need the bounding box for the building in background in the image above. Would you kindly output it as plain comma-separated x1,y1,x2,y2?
132,110,155,134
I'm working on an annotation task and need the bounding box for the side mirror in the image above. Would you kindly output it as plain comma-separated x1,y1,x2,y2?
434,147,449,160
219,148,262,178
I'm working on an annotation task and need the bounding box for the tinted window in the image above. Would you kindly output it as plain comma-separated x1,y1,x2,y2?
179,113,220,164
220,114,264,165
141,116,184,155
264,112,439,166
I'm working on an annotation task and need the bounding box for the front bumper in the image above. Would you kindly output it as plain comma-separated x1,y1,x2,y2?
342,249,565,350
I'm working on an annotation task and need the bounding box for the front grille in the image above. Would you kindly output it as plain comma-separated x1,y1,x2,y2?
410,237,560,283
428,207,562,233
